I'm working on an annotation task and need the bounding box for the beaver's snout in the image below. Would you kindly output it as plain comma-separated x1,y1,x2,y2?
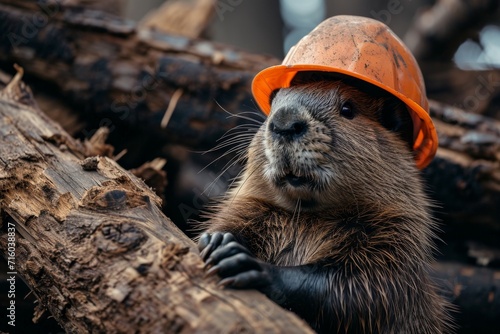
262,99,333,198
269,107,308,141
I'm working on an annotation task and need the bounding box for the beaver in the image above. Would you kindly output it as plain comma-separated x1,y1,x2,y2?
197,72,453,333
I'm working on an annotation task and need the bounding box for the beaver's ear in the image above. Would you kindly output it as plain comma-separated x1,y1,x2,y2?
378,97,414,150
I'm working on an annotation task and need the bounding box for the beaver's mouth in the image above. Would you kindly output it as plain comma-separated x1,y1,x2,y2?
281,172,314,188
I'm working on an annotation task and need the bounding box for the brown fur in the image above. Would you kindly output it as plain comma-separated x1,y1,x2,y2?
202,80,453,333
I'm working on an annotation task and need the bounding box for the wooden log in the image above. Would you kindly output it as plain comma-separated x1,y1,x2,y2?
422,64,500,120
0,0,279,150
139,0,217,38
0,71,313,333
424,100,500,231
433,262,500,333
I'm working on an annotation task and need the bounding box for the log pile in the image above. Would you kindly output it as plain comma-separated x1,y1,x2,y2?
0,1,499,333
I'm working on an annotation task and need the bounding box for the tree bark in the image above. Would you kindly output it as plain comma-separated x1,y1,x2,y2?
0,0,278,149
0,71,313,333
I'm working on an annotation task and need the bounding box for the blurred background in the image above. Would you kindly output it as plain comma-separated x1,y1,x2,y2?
0,0,499,333
129,0,500,68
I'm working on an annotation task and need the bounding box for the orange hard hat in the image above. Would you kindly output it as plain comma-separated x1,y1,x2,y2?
252,15,438,169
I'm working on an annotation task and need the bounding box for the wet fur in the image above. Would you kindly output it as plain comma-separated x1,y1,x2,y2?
201,79,453,333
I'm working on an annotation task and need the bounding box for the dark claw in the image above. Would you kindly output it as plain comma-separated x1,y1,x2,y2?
217,270,270,289
203,257,214,269
198,232,272,290
198,232,226,261
218,277,236,288
200,243,213,261
211,253,262,279
205,265,220,278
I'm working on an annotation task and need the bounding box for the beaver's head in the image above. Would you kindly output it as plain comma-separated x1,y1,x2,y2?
242,75,419,212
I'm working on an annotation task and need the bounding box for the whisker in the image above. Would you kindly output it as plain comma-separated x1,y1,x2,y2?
202,152,247,197
223,151,255,195
212,141,250,157
229,159,266,206
195,124,258,152
214,100,265,125
219,162,248,202
202,142,250,191
243,99,267,116
191,135,255,157
235,110,267,121
199,101,266,200
201,139,252,157
211,133,256,149
199,142,249,173
217,126,260,142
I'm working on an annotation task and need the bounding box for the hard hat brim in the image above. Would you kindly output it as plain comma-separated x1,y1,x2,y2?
251,64,438,169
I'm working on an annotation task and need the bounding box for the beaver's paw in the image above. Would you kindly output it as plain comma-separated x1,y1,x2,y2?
199,233,271,289
198,232,236,261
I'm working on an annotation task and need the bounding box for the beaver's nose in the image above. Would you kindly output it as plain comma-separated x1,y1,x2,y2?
269,107,308,140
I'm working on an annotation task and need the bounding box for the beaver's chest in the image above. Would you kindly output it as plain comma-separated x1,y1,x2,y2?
241,213,368,267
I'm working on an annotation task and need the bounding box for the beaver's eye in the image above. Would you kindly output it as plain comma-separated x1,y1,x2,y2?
340,103,354,119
